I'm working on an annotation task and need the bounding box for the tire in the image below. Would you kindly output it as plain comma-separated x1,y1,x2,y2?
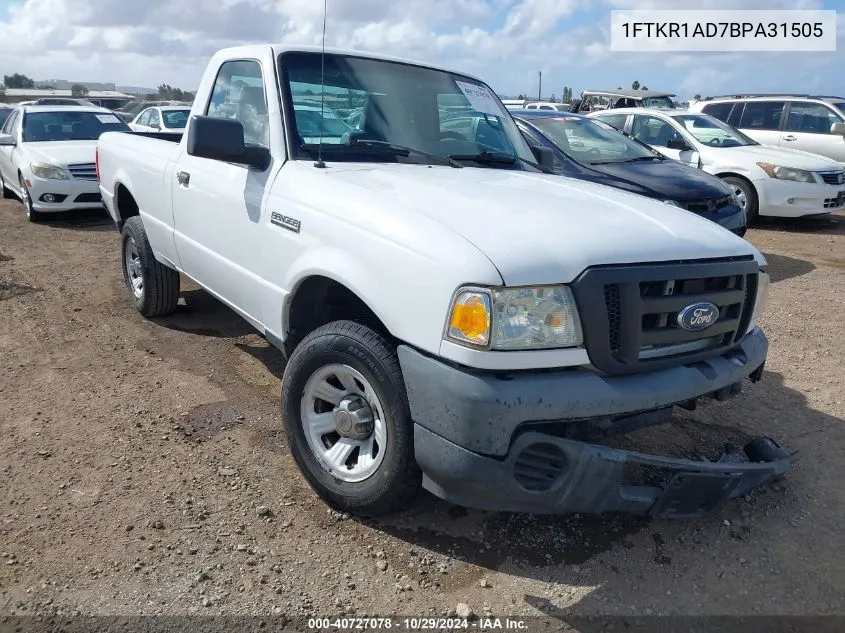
120,216,180,317
19,173,42,222
723,176,759,224
282,320,421,516
0,172,13,199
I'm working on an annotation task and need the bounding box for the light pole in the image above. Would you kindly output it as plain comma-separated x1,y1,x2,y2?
538,71,542,101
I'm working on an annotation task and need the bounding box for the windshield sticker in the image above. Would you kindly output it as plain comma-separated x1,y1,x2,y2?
95,114,120,124
455,81,503,116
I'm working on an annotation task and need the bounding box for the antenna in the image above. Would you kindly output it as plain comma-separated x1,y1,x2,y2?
313,0,328,169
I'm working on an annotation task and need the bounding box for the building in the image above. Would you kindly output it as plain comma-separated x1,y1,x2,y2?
0,87,135,108
36,80,117,91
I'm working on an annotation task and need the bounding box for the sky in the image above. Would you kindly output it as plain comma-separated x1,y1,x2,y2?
0,0,843,99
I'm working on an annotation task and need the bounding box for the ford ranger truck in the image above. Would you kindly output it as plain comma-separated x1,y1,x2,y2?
96,45,794,519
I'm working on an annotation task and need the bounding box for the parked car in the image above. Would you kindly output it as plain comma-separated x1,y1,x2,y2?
130,106,191,135
96,45,789,519
292,103,354,144
524,101,571,112
571,89,677,113
0,105,130,221
512,110,746,235
689,94,845,166
590,108,845,222
32,97,98,107
501,99,527,111
115,100,189,123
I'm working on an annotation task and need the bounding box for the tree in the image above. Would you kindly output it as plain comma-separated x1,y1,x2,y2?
693,93,702,100
71,84,89,97
617,86,623,90
517,93,525,100
631,80,640,90
641,85,648,91
561,86,573,103
3,73,35,89
551,93,556,102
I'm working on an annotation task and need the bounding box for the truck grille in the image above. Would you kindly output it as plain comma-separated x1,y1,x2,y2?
67,163,97,181
819,171,845,186
572,257,759,375
681,195,732,213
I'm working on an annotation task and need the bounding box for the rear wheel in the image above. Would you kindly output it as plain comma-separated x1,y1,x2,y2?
19,173,42,222
723,176,758,224
281,320,421,516
120,216,180,316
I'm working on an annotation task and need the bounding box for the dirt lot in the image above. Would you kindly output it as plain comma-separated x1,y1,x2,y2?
1,198,844,626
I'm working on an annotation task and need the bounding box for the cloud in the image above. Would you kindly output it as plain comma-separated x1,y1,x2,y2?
0,0,842,99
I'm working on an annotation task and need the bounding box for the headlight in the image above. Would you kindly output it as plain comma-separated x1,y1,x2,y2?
445,285,583,350
747,271,770,334
30,162,69,180
756,162,815,183
663,199,683,208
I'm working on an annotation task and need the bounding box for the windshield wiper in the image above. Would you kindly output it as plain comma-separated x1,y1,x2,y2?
448,151,553,174
331,139,463,168
623,155,663,163
590,156,662,165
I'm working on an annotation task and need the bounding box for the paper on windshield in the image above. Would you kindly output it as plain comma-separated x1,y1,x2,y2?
455,81,503,116
96,114,120,123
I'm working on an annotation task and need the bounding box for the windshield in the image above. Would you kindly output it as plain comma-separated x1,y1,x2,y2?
280,51,536,168
671,114,756,147
641,96,676,109
162,109,191,129
529,115,659,164
22,110,130,142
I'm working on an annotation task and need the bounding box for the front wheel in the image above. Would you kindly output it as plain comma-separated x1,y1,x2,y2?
19,173,41,222
281,321,421,516
121,216,180,316
723,176,759,224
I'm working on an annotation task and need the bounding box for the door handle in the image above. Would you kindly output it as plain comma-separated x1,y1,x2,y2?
177,171,190,186
783,135,797,141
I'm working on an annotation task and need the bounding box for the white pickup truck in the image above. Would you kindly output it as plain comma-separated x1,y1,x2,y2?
97,45,793,519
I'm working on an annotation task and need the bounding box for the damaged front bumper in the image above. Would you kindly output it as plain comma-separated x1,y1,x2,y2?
414,426,795,518
399,328,796,518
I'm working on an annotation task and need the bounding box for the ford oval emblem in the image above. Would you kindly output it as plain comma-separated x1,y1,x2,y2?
677,302,719,331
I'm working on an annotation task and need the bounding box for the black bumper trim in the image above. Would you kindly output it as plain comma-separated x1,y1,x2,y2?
415,425,795,518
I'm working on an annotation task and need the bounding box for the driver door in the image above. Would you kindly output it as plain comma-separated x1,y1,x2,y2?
630,114,699,167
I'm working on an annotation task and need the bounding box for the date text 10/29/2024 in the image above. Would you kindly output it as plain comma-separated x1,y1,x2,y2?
307,617,529,630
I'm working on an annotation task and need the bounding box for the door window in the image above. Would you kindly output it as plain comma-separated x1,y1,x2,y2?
786,102,844,134
701,102,734,123
2,110,18,135
135,109,152,126
630,115,681,147
148,109,161,128
596,113,628,131
737,101,785,130
207,59,269,147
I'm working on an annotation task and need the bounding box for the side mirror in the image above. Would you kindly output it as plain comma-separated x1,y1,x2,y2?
830,122,845,136
0,133,15,147
187,115,270,170
529,144,554,171
667,138,692,151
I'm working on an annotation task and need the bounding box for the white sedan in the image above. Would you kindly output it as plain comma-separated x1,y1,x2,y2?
0,105,131,222
590,108,845,221
129,106,191,135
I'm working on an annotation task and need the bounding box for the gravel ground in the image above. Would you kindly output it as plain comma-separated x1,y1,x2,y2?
1,199,843,626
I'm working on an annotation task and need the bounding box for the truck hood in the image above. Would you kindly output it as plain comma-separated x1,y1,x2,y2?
721,144,843,171
326,164,763,285
23,140,98,167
